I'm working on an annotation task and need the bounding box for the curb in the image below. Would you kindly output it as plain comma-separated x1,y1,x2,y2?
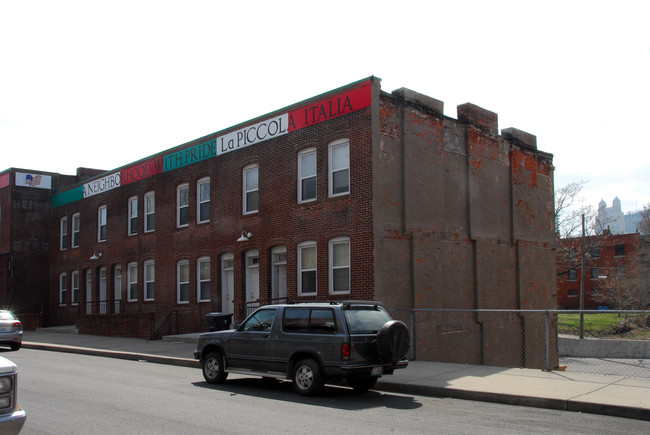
22,342,199,368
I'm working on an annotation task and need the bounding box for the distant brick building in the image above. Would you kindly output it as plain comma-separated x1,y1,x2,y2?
1,77,557,368
557,231,649,309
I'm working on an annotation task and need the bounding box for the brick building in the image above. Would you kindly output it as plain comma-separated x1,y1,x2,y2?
2,77,557,368
557,231,649,309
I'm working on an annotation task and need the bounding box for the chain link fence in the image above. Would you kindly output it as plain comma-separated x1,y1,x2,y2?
388,308,650,379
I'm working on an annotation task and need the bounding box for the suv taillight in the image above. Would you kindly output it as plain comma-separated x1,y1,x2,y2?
12,322,21,329
341,342,350,361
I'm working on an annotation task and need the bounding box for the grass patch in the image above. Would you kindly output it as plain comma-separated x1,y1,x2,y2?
558,313,649,339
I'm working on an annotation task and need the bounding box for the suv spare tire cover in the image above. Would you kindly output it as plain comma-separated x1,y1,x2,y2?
376,320,410,363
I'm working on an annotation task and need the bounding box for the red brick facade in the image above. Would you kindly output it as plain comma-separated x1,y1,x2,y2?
2,77,557,368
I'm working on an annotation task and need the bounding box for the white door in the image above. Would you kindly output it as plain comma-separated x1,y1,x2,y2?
272,246,287,303
221,253,234,314
85,269,92,314
99,267,107,314
114,265,122,313
245,250,259,313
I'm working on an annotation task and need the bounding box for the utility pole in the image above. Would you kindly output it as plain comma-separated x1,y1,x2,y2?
579,213,585,339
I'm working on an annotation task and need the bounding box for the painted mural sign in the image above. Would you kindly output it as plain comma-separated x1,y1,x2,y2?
54,79,372,206
15,172,52,189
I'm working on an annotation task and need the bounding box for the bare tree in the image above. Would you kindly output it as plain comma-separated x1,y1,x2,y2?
555,180,597,238
639,204,650,235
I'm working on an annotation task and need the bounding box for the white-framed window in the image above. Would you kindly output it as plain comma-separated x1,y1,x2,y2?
197,177,210,223
197,256,210,302
98,205,107,242
59,272,68,305
128,196,138,236
243,164,259,214
144,260,155,301
71,270,79,305
127,262,138,301
329,139,350,197
298,148,317,203
298,241,317,296
85,269,93,314
329,237,350,294
177,183,189,227
60,217,68,250
177,260,190,304
71,213,80,248
144,191,155,232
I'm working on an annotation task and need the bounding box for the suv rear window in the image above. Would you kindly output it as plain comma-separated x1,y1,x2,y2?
344,306,391,334
283,308,336,334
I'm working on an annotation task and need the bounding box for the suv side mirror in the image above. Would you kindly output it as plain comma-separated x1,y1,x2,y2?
232,321,241,330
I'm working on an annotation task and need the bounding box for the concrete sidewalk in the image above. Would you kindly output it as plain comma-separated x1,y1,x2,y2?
20,328,650,421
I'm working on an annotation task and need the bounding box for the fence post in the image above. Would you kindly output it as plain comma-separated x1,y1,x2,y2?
545,310,550,371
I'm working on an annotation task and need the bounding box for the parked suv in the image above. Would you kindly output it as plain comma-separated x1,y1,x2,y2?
194,301,410,395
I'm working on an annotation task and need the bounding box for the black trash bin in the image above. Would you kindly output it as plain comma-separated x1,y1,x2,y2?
206,312,233,332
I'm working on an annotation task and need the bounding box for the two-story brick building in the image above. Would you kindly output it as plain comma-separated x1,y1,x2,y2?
2,77,557,368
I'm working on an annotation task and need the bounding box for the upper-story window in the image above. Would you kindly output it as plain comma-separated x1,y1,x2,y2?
177,183,189,227
243,165,259,214
298,148,317,203
197,178,210,223
568,268,577,281
589,246,600,259
144,191,155,232
614,244,625,257
98,205,107,242
329,237,350,294
60,217,68,250
128,197,138,236
71,213,80,248
329,139,350,197
298,241,317,296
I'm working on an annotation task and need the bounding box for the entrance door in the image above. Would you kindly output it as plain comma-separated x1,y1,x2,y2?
245,250,259,314
221,253,234,314
114,265,122,313
271,246,287,303
99,266,107,314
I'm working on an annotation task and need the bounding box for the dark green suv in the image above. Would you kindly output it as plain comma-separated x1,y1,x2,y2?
194,301,409,395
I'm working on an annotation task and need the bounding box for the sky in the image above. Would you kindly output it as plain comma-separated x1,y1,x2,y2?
1,0,649,214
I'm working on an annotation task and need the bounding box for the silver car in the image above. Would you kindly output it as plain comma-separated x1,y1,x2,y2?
0,312,22,351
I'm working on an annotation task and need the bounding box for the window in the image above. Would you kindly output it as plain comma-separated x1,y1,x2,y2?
568,269,577,281
98,205,107,242
329,237,350,294
178,260,190,303
589,246,600,259
298,242,317,295
568,248,576,261
177,183,189,227
243,165,259,214
591,267,600,280
298,148,317,202
72,213,80,248
60,217,68,250
615,244,625,257
59,273,68,305
128,197,138,235
568,289,578,297
283,308,336,334
144,191,155,232
329,139,349,196
616,265,626,278
144,260,155,301
197,178,210,223
197,257,210,302
71,270,79,305
128,262,138,301
242,309,276,332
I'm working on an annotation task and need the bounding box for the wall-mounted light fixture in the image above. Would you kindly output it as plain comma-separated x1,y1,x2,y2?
237,231,252,242
90,252,103,260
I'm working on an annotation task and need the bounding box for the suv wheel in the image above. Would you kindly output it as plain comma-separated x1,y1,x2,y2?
292,358,324,396
202,351,228,384
376,320,410,363
347,376,378,392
